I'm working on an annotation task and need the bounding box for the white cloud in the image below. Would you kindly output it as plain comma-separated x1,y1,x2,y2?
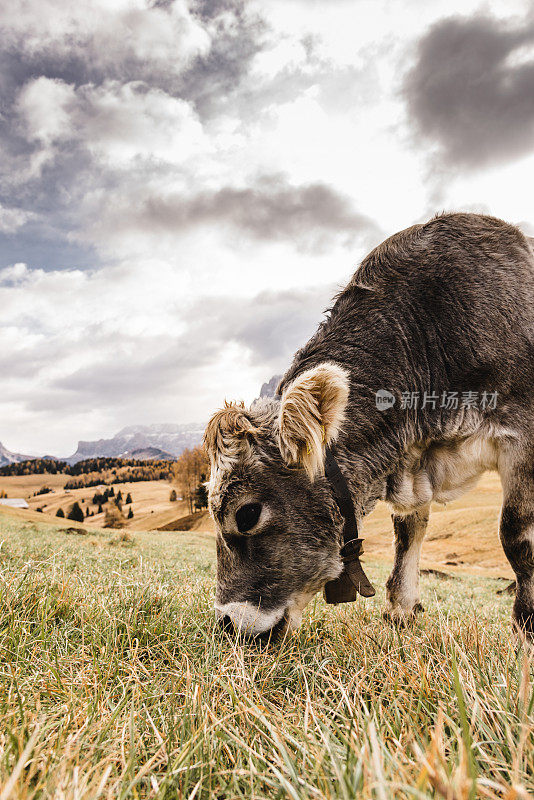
3,0,210,74
17,77,76,145
0,208,32,234
73,81,206,165
17,77,207,168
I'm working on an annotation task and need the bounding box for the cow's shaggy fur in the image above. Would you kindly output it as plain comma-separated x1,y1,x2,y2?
205,213,534,638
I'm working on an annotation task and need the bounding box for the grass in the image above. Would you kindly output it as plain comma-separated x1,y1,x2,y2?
0,516,532,799
0,475,190,532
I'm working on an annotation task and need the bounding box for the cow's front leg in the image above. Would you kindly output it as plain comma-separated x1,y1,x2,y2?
384,505,429,622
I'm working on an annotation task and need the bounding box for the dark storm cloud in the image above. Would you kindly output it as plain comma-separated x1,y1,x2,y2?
124,176,381,252
0,0,267,267
0,0,265,117
404,13,534,169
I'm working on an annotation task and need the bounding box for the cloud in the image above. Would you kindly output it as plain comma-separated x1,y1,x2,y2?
403,13,534,170
0,205,32,234
50,283,333,395
17,78,206,167
0,0,210,89
0,254,335,453
100,175,381,253
0,0,262,120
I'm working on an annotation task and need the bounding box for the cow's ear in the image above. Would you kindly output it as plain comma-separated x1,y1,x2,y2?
278,362,349,480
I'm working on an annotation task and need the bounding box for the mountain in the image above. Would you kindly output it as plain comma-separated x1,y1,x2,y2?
127,446,175,461
259,374,282,399
2,376,280,467
0,442,34,468
65,423,205,464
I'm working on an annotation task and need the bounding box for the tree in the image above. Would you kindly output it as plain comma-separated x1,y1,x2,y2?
114,497,123,511
171,446,209,513
104,504,125,529
116,490,123,503
194,476,208,510
67,501,85,523
169,489,177,502
125,493,132,504
56,508,65,518
127,507,134,519
109,486,115,497
98,503,103,514
85,506,90,517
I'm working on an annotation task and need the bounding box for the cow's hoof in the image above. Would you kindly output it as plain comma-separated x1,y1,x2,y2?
382,603,424,626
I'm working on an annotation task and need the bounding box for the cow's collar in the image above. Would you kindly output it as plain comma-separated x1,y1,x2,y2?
322,444,376,603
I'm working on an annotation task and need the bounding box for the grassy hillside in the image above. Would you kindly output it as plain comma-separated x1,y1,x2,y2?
0,471,513,579
0,514,531,798
0,474,189,531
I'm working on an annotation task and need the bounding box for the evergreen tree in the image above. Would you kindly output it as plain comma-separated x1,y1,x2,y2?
169,489,177,502
127,507,134,519
67,501,85,523
125,493,132,504
109,486,115,497
56,508,65,518
116,490,123,502
194,478,208,510
98,503,103,514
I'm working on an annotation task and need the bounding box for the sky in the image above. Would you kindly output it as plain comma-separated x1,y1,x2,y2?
1,0,534,456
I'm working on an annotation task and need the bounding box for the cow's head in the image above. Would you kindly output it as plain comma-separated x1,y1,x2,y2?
204,362,350,638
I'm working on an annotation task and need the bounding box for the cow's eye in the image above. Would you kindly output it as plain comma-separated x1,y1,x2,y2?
235,503,262,533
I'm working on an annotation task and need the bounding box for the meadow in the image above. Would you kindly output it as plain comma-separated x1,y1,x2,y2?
0,474,190,532
0,508,532,799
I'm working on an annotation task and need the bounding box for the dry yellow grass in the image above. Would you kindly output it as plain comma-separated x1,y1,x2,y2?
0,474,189,530
0,512,531,798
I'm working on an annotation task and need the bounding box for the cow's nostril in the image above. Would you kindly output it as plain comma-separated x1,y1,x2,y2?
218,614,235,632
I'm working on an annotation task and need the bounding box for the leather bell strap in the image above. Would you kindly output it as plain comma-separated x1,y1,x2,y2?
323,447,376,604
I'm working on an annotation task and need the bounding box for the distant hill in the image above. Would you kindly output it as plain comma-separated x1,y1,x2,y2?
65,423,205,464
0,442,34,468
127,446,174,461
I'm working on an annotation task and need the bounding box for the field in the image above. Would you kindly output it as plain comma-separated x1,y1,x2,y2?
0,474,190,531
1,469,514,578
0,499,532,798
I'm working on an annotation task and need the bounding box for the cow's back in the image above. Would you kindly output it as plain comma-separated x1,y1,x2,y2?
282,213,534,432
351,213,534,402
356,213,534,328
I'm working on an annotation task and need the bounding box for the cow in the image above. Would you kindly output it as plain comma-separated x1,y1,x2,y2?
204,213,534,640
